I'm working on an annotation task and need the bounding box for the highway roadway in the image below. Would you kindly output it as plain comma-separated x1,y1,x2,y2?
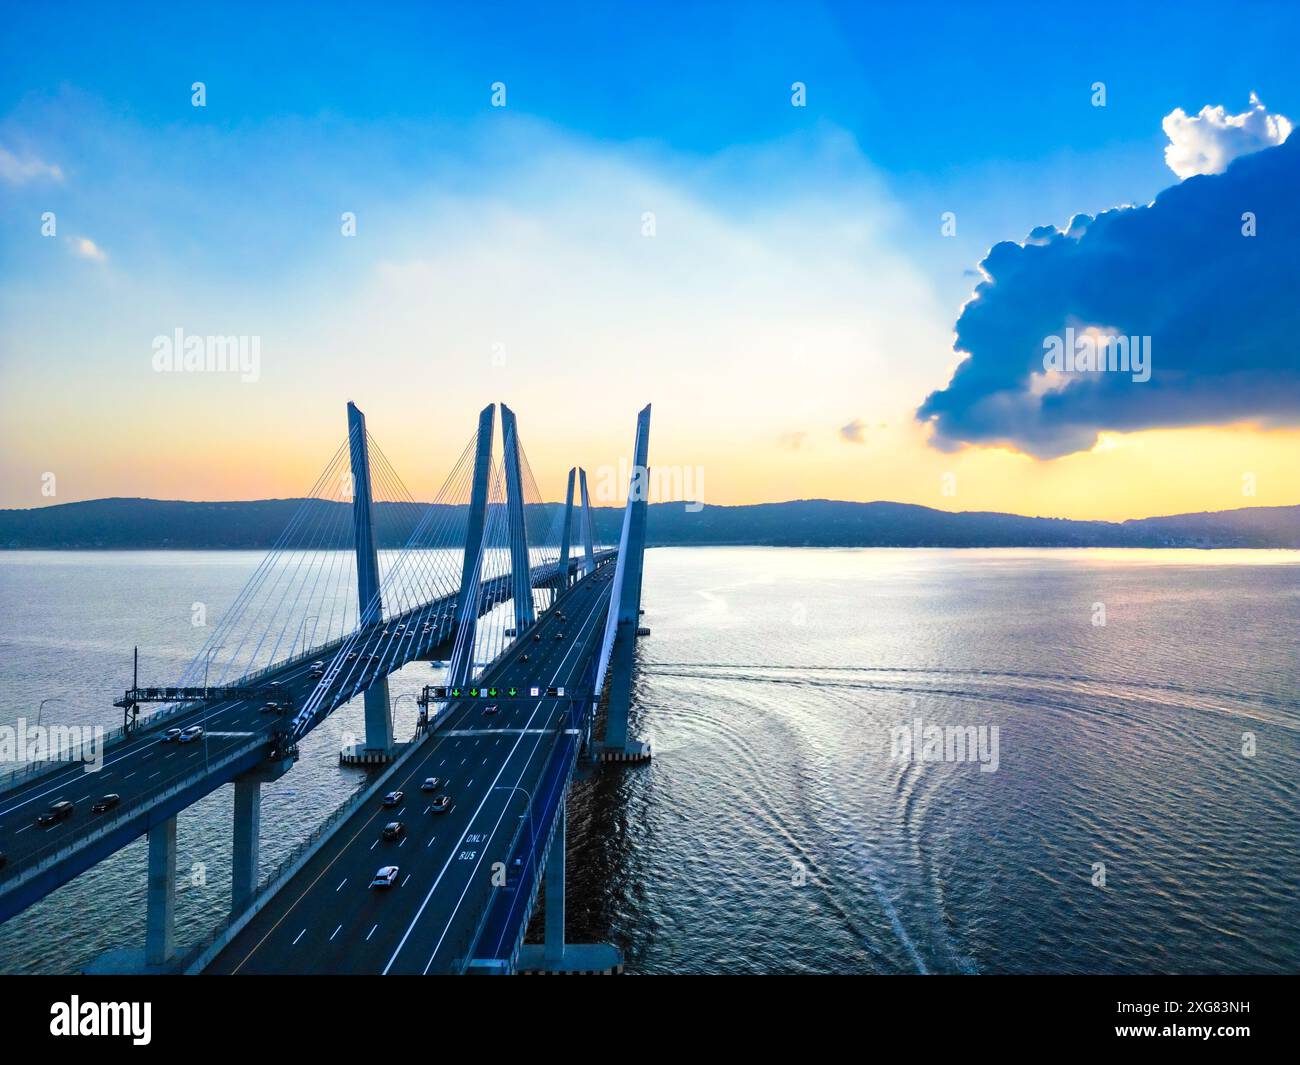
205,564,615,974
0,553,612,914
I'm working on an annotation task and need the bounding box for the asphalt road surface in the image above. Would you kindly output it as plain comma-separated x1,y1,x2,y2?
206,566,615,974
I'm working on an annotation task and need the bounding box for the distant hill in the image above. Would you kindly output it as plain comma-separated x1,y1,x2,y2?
1,497,1297,549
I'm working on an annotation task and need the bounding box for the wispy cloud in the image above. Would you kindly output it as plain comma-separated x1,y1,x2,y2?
839,418,867,443
0,144,63,184
69,236,107,263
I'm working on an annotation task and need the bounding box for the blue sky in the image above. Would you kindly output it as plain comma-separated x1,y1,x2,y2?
1,1,1297,516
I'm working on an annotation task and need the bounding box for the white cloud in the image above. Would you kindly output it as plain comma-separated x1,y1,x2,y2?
0,145,63,184
839,418,867,443
70,237,107,262
1162,93,1292,179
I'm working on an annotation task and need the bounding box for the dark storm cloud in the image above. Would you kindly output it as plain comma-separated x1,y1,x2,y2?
916,133,1300,459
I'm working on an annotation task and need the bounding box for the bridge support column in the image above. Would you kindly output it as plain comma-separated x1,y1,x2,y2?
544,801,566,965
516,799,623,975
557,467,576,597
449,404,496,691
578,468,596,576
602,404,653,764
230,754,295,913
231,776,260,913
347,401,394,760
501,403,537,634
145,815,177,967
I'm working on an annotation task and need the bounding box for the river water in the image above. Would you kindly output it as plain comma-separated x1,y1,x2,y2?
1,547,1296,974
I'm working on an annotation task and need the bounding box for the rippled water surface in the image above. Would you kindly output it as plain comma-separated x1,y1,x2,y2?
1,548,1297,974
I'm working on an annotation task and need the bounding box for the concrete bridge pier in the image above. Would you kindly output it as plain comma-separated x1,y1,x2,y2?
145,815,177,967
345,400,395,764
82,814,181,974
231,754,294,913
600,404,653,765
517,800,623,975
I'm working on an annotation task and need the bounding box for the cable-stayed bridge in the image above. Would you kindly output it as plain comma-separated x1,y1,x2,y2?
0,401,653,975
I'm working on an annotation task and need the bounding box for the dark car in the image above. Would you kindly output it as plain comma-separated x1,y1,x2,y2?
483,704,500,716
381,821,405,841
381,791,404,808
36,800,74,826
430,794,451,813
91,794,121,814
260,701,281,714
532,634,541,642
520,654,530,663
555,632,565,641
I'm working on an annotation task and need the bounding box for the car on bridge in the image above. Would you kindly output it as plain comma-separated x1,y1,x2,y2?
36,800,75,826
369,865,399,889
309,661,325,678
430,794,451,813
91,794,121,814
260,701,282,714
556,632,565,641
160,728,183,743
532,634,541,642
381,790,404,807
178,725,204,744
483,703,500,716
420,777,442,792
381,821,405,841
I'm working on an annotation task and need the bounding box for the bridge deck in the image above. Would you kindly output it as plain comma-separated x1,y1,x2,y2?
204,564,615,973
0,552,614,923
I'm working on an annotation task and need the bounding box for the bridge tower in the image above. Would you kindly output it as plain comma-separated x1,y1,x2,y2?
556,467,576,596
501,403,537,634
346,401,395,760
448,403,496,691
601,403,652,762
578,468,596,575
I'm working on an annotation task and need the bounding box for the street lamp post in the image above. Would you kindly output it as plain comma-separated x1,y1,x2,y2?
203,644,225,688
494,785,537,888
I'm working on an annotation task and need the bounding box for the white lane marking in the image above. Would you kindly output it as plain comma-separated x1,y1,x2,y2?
369,840,378,850
399,837,407,847
426,836,436,848
366,924,378,941
330,925,342,941
401,874,411,887
293,928,306,945
336,878,347,892
147,771,160,780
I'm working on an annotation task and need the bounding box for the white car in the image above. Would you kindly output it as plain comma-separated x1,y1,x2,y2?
159,728,182,744
178,725,204,744
370,865,399,889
